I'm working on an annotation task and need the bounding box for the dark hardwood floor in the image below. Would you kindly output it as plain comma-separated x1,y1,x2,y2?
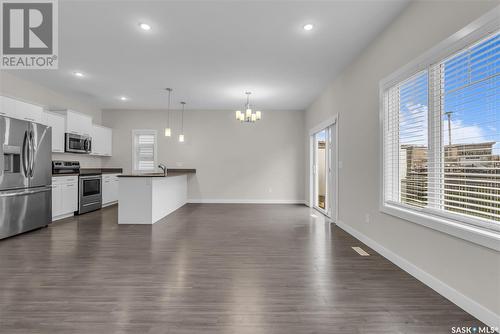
0,204,483,333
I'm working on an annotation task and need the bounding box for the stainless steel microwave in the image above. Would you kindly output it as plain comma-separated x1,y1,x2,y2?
65,133,91,154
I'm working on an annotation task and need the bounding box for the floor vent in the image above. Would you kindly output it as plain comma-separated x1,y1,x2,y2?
352,246,370,256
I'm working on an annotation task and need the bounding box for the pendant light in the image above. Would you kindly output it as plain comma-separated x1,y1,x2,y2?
235,92,262,123
179,101,186,142
164,88,173,137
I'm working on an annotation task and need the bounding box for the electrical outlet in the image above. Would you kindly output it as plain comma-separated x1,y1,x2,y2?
176,162,184,167
365,213,370,223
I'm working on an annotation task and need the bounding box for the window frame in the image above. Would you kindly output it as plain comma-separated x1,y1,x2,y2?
132,129,158,173
379,8,500,251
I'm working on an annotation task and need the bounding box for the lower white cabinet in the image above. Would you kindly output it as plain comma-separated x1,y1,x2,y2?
102,173,119,205
52,176,78,220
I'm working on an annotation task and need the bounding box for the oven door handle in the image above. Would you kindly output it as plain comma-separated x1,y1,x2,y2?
79,175,102,180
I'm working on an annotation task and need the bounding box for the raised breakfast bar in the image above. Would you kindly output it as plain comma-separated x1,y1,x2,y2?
117,169,196,224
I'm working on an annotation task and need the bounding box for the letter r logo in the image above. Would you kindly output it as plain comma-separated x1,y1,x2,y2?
2,2,53,54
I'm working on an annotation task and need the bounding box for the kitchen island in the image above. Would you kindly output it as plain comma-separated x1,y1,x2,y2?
117,169,196,224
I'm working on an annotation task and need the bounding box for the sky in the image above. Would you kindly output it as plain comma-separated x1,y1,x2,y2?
399,31,499,154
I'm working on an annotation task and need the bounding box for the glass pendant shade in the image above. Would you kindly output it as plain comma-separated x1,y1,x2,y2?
235,110,241,120
164,127,171,137
245,108,252,118
256,111,261,120
251,114,257,122
178,134,185,142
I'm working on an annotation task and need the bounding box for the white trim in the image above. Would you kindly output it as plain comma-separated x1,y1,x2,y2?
187,199,306,204
381,204,500,252
379,8,500,250
379,6,499,89
336,220,500,329
52,212,74,221
308,115,337,136
308,114,339,223
102,201,117,208
131,129,158,173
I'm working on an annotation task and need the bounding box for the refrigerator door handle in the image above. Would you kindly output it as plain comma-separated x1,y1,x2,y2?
22,130,29,176
29,130,35,177
0,186,52,198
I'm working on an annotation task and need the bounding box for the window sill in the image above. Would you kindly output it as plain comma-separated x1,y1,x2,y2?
381,203,500,251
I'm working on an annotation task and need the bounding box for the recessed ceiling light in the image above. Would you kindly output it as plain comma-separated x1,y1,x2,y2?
73,71,84,77
139,23,151,31
303,24,314,31
119,96,128,101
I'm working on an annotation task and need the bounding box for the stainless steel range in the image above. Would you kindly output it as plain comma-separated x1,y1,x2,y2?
53,160,102,215
1,116,52,239
78,173,102,214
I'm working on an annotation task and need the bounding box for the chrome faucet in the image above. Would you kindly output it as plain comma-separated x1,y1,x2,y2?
158,163,167,176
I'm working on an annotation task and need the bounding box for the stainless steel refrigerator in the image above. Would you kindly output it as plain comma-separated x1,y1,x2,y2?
0,116,52,239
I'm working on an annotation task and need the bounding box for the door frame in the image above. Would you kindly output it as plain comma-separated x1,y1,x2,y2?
309,114,338,222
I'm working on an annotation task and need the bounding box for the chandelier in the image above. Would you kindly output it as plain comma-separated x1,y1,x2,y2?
235,92,262,123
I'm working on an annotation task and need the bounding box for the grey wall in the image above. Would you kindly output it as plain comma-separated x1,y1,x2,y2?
305,0,499,321
0,72,103,167
102,109,305,202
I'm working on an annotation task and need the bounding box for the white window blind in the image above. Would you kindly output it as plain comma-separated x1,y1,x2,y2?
133,130,157,172
383,31,499,231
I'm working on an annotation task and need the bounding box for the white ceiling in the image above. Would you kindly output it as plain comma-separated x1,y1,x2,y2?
9,0,410,111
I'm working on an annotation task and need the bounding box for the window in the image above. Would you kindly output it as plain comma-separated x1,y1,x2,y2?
132,130,157,172
382,28,499,240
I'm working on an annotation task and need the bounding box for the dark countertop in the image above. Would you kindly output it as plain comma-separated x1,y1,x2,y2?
118,169,196,178
80,168,123,175
53,168,123,177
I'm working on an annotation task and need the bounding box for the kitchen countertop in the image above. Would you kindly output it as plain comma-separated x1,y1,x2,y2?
80,168,123,175
118,169,196,177
52,168,123,177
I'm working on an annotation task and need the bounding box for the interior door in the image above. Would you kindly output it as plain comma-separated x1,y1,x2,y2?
29,123,52,188
0,117,29,191
313,129,328,213
312,122,337,219
327,125,336,220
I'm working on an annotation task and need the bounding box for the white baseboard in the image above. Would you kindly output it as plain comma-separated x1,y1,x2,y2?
51,212,74,221
336,220,500,329
187,199,306,204
102,201,118,208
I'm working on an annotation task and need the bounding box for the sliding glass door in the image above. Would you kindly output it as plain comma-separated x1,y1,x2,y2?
312,124,336,218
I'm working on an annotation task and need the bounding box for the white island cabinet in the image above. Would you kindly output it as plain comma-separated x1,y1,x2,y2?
118,170,195,224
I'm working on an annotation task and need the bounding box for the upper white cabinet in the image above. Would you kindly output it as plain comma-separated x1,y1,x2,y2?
66,110,92,136
91,125,113,156
0,96,43,123
44,111,65,153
